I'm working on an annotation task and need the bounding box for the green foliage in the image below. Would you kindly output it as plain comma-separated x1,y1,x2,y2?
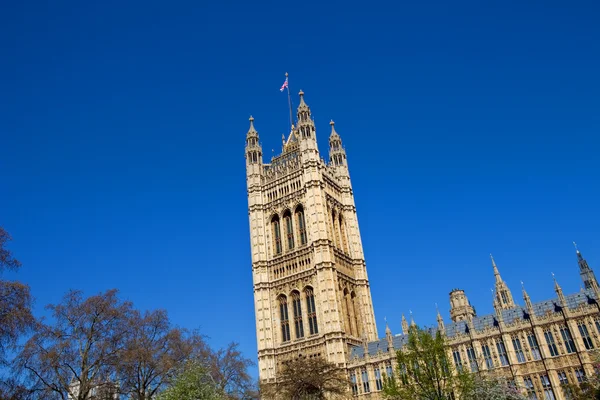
158,362,225,400
383,326,462,400
460,375,528,400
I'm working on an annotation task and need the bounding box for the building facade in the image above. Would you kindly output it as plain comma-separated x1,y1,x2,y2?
245,91,600,399
245,91,377,383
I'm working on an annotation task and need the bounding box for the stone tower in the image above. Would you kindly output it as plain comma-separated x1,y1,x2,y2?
449,288,476,322
490,254,515,309
245,91,378,384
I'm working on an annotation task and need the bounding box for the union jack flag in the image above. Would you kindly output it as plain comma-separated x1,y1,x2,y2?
280,77,288,92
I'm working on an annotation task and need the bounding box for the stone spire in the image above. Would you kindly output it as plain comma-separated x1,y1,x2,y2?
574,242,598,291
328,120,347,168
295,90,318,154
553,273,567,307
490,254,515,310
409,310,416,327
521,281,533,312
245,116,262,166
436,303,445,333
401,314,409,335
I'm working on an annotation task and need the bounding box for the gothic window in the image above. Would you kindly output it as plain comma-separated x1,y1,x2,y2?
331,211,339,248
283,210,294,251
374,368,383,391
579,323,595,350
350,372,358,395
501,291,508,305
496,340,510,366
272,215,282,255
558,371,569,397
295,206,307,245
512,338,526,363
344,288,354,336
305,287,318,335
361,369,370,393
452,349,463,372
351,291,362,337
278,295,291,342
560,326,576,353
385,363,394,380
291,291,304,339
544,330,559,357
523,376,537,399
527,333,542,360
575,368,586,383
339,214,349,253
482,344,494,369
595,319,600,335
540,374,556,400
466,347,478,372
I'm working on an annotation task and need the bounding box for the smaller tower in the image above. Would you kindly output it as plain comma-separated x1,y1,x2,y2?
574,242,598,290
491,254,515,309
521,281,534,312
449,289,476,322
409,310,416,327
401,314,409,335
296,90,318,156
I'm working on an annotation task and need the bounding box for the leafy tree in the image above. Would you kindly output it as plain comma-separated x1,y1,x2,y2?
383,326,466,400
17,289,133,400
157,361,225,400
117,309,209,400
0,227,35,366
262,356,349,400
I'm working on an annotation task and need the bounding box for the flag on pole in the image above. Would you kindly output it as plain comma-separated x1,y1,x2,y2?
280,77,289,92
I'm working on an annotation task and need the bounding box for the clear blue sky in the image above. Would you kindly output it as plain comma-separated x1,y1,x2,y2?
1,0,599,377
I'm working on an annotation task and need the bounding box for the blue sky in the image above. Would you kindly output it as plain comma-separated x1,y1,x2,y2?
1,0,599,377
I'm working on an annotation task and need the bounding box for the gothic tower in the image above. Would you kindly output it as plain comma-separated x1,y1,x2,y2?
574,242,598,290
245,91,378,384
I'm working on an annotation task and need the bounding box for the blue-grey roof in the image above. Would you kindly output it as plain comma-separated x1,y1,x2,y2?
349,290,597,360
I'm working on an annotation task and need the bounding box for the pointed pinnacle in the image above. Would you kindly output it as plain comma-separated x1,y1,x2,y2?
574,241,580,253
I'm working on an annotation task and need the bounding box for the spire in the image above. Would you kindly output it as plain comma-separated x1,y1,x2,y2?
490,254,515,310
409,310,416,327
245,116,262,166
436,303,445,332
296,90,311,119
401,314,409,335
521,281,533,311
573,242,598,290
552,272,567,307
328,120,347,168
491,254,501,282
384,317,394,351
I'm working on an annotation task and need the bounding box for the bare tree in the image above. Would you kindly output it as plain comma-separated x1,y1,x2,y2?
0,227,35,366
207,342,254,399
262,357,349,400
117,309,209,400
17,289,133,400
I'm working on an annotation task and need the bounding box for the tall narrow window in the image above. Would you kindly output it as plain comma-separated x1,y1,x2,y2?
385,363,394,380
496,340,510,366
540,374,556,400
305,288,318,335
578,323,595,350
278,296,290,342
501,291,508,305
272,216,282,255
351,291,362,337
350,372,358,395
283,211,294,251
296,206,307,245
339,214,348,253
482,344,494,369
361,369,370,393
344,289,354,336
466,347,478,372
527,333,541,360
558,371,569,398
452,349,463,371
291,291,304,339
523,376,537,399
374,368,383,391
560,326,576,353
544,330,559,357
575,368,586,383
512,338,526,363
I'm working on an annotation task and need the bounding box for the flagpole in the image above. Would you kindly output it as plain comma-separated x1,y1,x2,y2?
285,72,293,129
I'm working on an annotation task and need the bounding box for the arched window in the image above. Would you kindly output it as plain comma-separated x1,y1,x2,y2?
279,295,291,342
351,291,362,337
296,206,307,245
331,210,339,248
339,214,349,253
305,287,318,335
292,291,304,339
272,215,282,255
344,288,354,336
283,210,294,251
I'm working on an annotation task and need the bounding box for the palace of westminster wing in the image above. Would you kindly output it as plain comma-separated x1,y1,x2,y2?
245,90,600,400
